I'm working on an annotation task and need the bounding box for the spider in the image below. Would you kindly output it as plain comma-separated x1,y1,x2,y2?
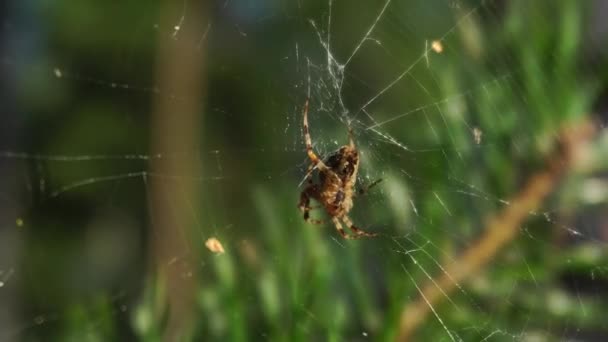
298,98,382,239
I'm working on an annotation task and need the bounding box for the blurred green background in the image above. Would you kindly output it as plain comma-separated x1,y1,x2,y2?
0,0,607,341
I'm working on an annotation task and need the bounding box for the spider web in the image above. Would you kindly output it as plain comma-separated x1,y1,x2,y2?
0,0,607,341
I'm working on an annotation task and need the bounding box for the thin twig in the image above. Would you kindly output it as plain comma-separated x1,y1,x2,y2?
397,119,596,341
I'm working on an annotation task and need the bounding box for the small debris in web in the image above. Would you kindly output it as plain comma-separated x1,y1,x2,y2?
431,40,444,53
53,68,63,78
15,218,24,228
205,237,225,254
472,127,483,145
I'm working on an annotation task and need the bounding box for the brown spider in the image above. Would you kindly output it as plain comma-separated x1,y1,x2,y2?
298,98,382,239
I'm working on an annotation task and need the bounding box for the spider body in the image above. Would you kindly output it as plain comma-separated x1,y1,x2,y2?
298,98,380,239
317,146,358,217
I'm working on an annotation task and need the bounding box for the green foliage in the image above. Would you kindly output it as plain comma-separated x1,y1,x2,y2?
6,0,608,341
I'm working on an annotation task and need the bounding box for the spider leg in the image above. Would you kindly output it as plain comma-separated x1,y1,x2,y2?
348,126,355,149
332,217,360,239
342,215,378,237
299,186,326,225
302,98,328,171
357,178,383,196
304,163,315,185
305,214,326,225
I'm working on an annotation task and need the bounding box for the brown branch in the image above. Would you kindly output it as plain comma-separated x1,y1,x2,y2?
148,1,209,341
397,119,596,341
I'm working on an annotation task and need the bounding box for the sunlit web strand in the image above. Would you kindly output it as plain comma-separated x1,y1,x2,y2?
309,0,392,114
363,71,516,131
359,72,517,156
48,171,225,198
401,263,458,342
0,149,268,163
343,0,392,67
358,6,480,113
392,237,462,313
0,151,155,162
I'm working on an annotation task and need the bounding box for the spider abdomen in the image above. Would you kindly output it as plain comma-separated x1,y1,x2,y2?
320,180,354,217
